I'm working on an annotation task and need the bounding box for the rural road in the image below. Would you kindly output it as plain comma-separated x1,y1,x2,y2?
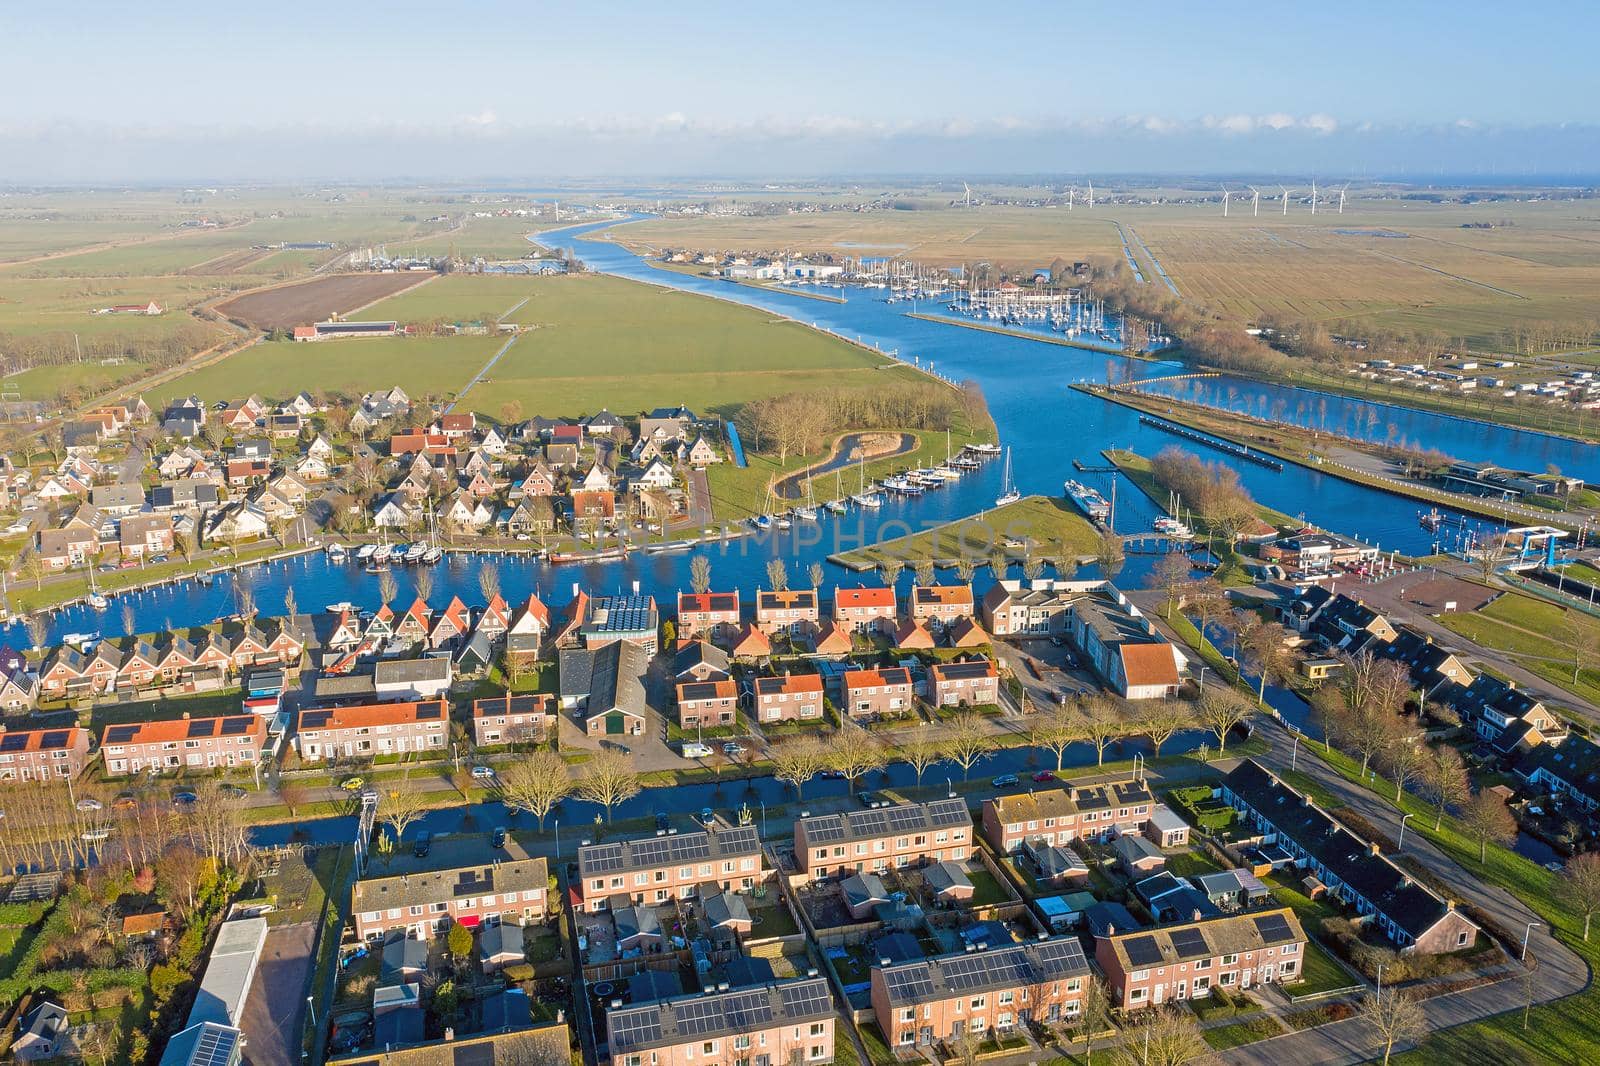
1218,718,1590,1065
444,331,524,414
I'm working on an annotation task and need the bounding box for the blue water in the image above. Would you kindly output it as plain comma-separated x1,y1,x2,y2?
22,215,1590,675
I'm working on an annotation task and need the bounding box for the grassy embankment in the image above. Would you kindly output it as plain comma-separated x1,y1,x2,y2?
832,495,1102,570
1434,589,1600,708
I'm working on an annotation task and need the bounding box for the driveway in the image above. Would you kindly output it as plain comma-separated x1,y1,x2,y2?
240,922,316,1066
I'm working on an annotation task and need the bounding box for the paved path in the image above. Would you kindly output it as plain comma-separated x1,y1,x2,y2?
241,922,316,1066
1218,718,1590,1065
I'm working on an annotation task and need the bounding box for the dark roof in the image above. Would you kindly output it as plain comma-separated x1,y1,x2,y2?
607,978,831,1054
876,939,1089,1007
1223,760,1463,940
672,640,730,679
560,640,648,720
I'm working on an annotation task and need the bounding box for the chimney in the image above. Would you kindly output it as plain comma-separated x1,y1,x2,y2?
571,582,579,598
1369,842,1381,857
1446,899,1455,912
1193,909,1203,922
1303,794,1315,808
633,579,641,595
1105,923,1115,937
557,1009,566,1024
182,711,191,720
444,1028,455,1042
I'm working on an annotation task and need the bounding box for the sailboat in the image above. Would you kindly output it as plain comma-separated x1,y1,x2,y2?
794,476,819,521
86,565,109,611
826,470,849,514
851,452,883,509
994,447,1021,506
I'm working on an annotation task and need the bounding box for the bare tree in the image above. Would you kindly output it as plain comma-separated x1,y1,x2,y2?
939,710,993,782
1566,852,1600,940
1078,696,1126,767
899,728,945,786
1376,731,1426,802
690,555,712,595
1111,1005,1214,1066
498,751,572,830
478,560,501,604
415,567,434,602
1195,688,1251,755
766,558,789,592
120,601,136,638
24,614,46,650
955,557,977,583
809,561,824,589
1461,789,1517,863
1095,532,1126,580
914,556,936,588
1359,990,1426,1066
378,772,429,845
575,751,641,823
379,568,398,605
827,722,886,794
1237,613,1294,702
1073,977,1113,1065
283,586,298,622
1029,703,1079,772
1419,746,1468,829
770,736,827,799
1146,552,1191,620
1137,701,1194,759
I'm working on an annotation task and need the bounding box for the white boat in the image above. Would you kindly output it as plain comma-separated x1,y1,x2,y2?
372,544,393,563
1064,479,1112,521
775,515,793,530
752,515,772,530
794,506,818,521
967,442,1002,456
355,544,377,561
61,632,98,647
404,544,427,564
852,492,883,508
825,499,849,514
86,593,109,611
421,546,442,564
995,447,1021,506
325,601,357,613
325,543,348,558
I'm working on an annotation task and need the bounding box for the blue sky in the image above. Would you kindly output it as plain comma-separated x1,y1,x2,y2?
3,2,1596,181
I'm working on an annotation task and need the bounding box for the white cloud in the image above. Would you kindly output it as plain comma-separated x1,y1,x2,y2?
461,110,497,128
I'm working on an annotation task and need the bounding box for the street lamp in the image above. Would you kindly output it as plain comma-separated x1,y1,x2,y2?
1374,963,1385,1003
1522,921,1542,962
1290,733,1300,772
554,818,560,858
1396,812,1416,850
306,994,316,1028
1196,665,1210,693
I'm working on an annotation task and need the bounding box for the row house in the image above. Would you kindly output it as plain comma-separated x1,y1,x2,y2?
908,585,975,628
752,672,824,724
1095,907,1308,1010
0,726,92,781
755,588,820,635
471,693,556,747
1067,591,1184,700
981,778,1155,854
981,578,1080,637
841,667,913,719
794,798,972,878
575,824,763,912
833,585,897,634
1222,760,1479,954
294,700,448,762
676,591,741,640
926,658,999,707
871,939,1090,1050
352,837,549,940
1515,733,1600,812
100,715,266,776
606,977,834,1066
676,678,739,729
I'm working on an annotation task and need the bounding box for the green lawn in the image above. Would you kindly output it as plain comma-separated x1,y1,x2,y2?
363,274,545,323
1164,850,1226,877
155,333,506,406
1435,590,1600,705
837,494,1101,569
1292,937,1359,996
964,867,1011,906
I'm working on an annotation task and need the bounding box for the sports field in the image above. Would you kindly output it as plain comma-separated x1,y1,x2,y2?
614,197,1600,350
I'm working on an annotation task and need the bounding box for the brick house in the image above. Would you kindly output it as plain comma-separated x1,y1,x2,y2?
118,514,175,560
751,672,824,724
841,667,913,719
926,658,999,707
871,939,1091,1051
1222,760,1479,954
575,824,763,912
36,528,99,571
676,678,739,729
100,715,266,776
471,694,557,748
294,700,448,762
1095,907,1308,1009
980,579,1076,637
980,779,1155,854
908,585,975,628
755,589,820,636
0,726,92,782
832,585,897,634
676,591,742,640
794,798,972,878
606,977,834,1066
352,836,549,940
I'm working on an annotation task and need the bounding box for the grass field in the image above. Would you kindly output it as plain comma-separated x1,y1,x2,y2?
155,333,505,406
616,198,1600,351
462,273,902,420
835,495,1101,568
363,274,544,323
1433,590,1600,706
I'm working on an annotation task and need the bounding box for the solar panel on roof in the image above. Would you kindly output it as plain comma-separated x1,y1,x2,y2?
1254,913,1294,943
38,731,70,750
416,704,442,720
884,964,937,1003
105,725,139,743
885,806,925,832
187,719,214,738
779,979,833,1017
1167,927,1210,959
1123,935,1164,967
299,710,332,729
803,815,846,843
220,718,252,736
608,1005,663,1050
0,733,27,752
927,798,971,827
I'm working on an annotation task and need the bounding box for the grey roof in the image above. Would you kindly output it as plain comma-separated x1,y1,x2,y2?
354,837,548,916
628,969,685,1004
373,1001,425,1046
924,860,973,896
561,640,648,721
374,656,452,685
1114,834,1165,864
615,904,663,943
478,988,533,1034
797,798,970,847
876,939,1090,1007
14,1000,67,1046
157,1023,241,1066
1147,805,1189,834
186,918,266,1028
91,483,146,509
703,887,752,928
673,640,730,679
607,978,833,1054
841,872,889,910
380,933,429,983
480,922,527,962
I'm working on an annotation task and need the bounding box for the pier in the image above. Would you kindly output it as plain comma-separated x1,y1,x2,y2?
1137,414,1284,470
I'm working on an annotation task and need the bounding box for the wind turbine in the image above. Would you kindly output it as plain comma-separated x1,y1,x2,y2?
1066,187,1075,210
1087,179,1094,209
1338,183,1350,214
1220,185,1232,217
962,182,973,207
1309,180,1317,215
1248,185,1261,217
1279,185,1292,215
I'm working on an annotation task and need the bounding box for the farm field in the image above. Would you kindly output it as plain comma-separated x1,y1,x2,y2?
215,273,433,330
363,274,545,323
621,199,1600,350
155,333,504,405
471,273,896,419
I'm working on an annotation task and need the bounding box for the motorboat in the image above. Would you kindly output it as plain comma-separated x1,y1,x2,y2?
421,546,443,564
355,544,377,561
1064,479,1112,521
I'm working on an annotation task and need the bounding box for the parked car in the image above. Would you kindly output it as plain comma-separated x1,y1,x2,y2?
471,765,496,781
413,831,432,858
75,798,103,812
818,769,847,780
681,742,713,759
339,776,365,792
491,827,507,849
1032,770,1056,783
721,741,744,756
171,790,197,807
990,774,1019,788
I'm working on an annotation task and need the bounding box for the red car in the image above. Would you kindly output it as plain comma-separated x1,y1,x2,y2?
1032,770,1056,783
